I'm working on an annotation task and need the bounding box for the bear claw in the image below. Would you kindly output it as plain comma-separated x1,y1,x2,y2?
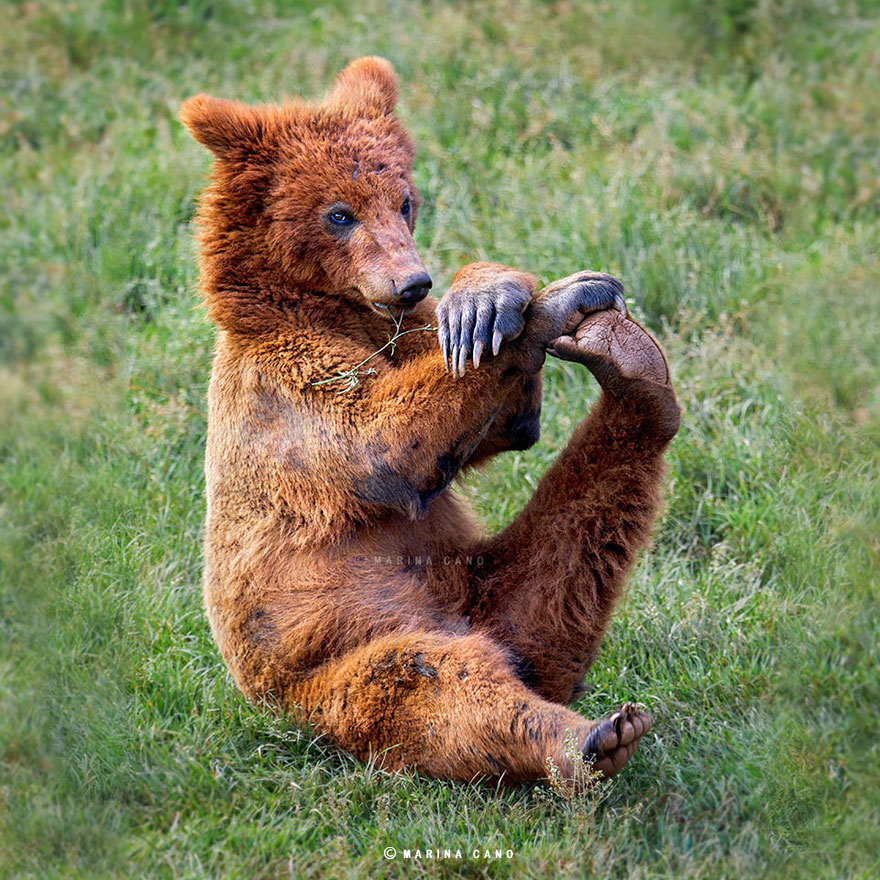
437,269,534,377
582,703,653,778
535,271,626,337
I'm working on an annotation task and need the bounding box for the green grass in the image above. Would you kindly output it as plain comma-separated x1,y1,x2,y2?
2,0,879,877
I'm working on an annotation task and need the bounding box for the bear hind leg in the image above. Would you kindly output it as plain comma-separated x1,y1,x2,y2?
287,631,649,783
465,312,680,706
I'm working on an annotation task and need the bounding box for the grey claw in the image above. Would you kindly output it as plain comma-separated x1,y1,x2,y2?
614,293,627,315
457,344,467,377
492,328,503,357
459,310,476,368
473,338,483,369
449,311,461,351
439,324,451,371
473,304,494,367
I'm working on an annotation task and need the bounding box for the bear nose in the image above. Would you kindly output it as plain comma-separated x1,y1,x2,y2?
394,272,432,306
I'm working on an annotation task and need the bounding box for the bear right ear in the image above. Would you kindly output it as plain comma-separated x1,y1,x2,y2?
325,56,398,117
179,94,267,159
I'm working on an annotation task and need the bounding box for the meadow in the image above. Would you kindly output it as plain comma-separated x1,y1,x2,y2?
1,1,878,877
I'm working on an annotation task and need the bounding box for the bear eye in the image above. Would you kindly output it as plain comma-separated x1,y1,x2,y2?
328,209,355,226
401,198,411,216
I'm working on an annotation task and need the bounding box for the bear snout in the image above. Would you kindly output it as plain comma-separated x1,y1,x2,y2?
394,271,432,306
363,269,432,315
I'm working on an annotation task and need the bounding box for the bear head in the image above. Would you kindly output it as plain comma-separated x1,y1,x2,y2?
180,57,431,332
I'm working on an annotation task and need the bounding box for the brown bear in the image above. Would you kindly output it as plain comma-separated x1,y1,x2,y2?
180,57,680,784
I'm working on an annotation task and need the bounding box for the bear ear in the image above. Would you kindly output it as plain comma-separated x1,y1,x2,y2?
179,93,268,159
325,56,398,117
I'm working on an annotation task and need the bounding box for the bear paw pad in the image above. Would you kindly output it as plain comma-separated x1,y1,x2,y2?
548,310,671,386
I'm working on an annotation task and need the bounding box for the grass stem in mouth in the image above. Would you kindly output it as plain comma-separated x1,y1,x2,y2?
312,313,435,392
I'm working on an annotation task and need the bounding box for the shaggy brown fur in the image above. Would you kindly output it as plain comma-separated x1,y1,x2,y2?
181,57,680,784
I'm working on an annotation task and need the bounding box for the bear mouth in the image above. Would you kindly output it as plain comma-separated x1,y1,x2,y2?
368,301,417,320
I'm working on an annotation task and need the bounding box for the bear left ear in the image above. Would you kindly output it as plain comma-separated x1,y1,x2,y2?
325,56,398,117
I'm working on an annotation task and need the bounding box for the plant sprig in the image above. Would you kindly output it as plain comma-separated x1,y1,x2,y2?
311,311,435,393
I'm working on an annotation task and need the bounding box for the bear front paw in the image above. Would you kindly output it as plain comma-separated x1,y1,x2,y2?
437,262,537,377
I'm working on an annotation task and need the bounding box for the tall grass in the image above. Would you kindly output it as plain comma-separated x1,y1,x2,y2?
1,1,878,877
